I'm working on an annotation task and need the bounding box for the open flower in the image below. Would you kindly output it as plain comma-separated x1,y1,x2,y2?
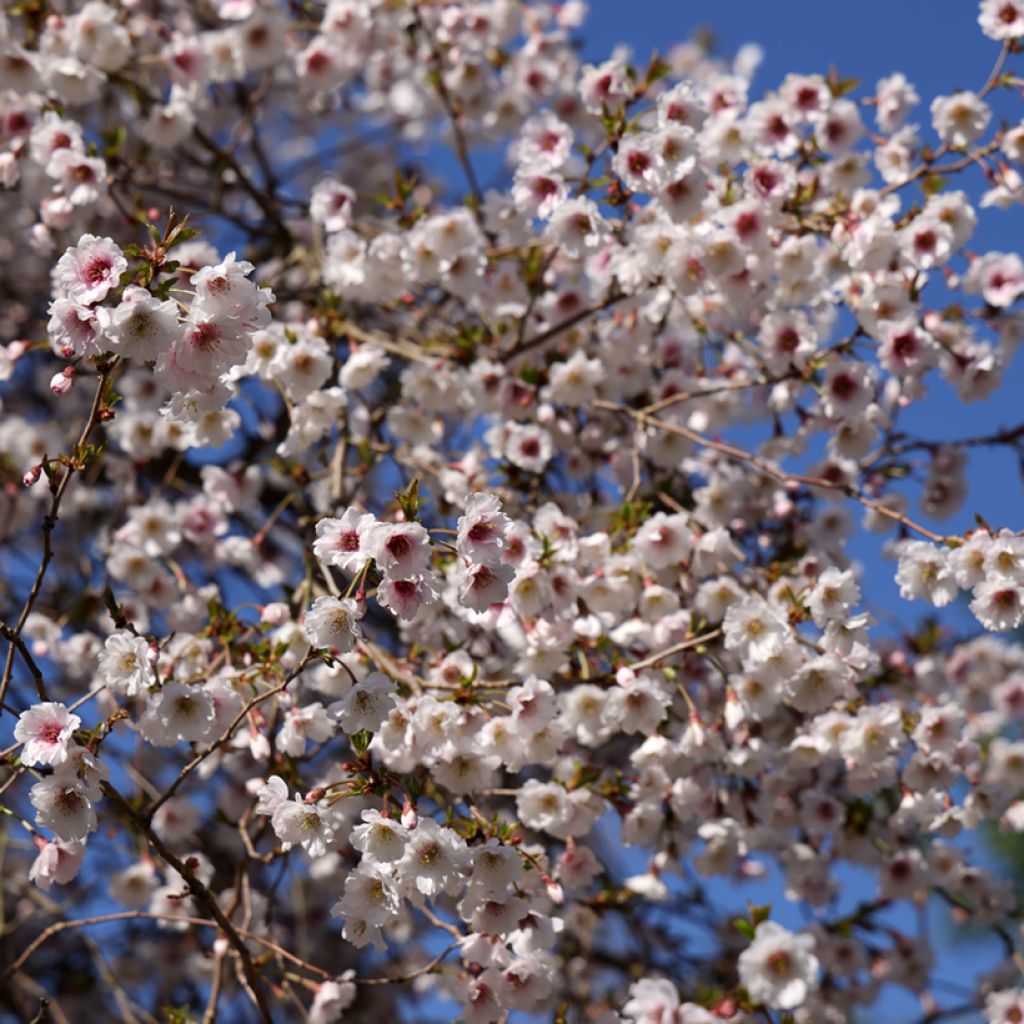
738,922,820,1010
303,596,362,652
15,702,81,767
53,234,125,305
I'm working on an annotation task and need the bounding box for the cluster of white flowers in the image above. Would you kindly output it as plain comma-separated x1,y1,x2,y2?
897,529,1024,630
1,0,1024,1022
15,701,105,843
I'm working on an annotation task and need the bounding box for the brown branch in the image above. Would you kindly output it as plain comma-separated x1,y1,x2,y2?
99,786,275,1023
640,374,793,416
506,289,629,361
192,126,294,244
1,908,336,988
3,908,458,996
879,138,1002,198
0,623,45,702
628,629,724,672
886,420,1024,455
0,359,117,710
594,399,955,544
359,941,459,985
979,39,1013,98
411,4,484,217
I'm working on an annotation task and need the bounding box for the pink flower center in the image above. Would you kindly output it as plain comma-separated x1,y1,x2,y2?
766,949,793,976
468,522,495,542
83,257,111,285
777,327,799,352
189,322,220,351
627,150,651,175
386,534,411,560
40,721,63,744
797,86,820,109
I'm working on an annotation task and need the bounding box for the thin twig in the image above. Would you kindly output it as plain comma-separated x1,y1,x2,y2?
506,289,628,360
99,787,276,1023
629,629,724,672
594,399,955,544
411,4,484,217
0,360,117,710
146,650,315,818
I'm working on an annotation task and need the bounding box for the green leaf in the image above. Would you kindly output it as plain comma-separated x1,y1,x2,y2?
643,53,671,88
350,729,372,755
395,478,421,521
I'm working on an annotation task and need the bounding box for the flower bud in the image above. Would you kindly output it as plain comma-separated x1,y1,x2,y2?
0,152,19,189
49,366,74,396
260,602,290,626
542,874,565,904
22,464,41,487
400,800,418,829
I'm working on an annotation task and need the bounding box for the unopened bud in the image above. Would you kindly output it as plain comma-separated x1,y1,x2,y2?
542,874,565,904
401,800,418,829
305,786,326,804
712,997,738,1018
261,601,290,626
49,366,74,396
22,464,41,487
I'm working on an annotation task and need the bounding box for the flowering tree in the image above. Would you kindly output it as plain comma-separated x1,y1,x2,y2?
3,0,1024,1021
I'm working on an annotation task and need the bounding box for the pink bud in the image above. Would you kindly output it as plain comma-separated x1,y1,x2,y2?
260,602,290,626
22,464,41,487
50,368,74,396
543,875,565,904
401,801,418,829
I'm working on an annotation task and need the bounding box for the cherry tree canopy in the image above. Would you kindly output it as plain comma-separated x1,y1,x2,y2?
2,2,1024,1023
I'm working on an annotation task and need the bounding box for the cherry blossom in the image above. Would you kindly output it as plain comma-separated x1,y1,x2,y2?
0,2,1023,1021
